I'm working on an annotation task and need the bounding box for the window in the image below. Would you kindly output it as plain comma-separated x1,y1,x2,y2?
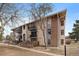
48,29,51,34
61,30,64,35
61,39,64,44
30,31,37,37
30,26,37,41
30,27,37,37
61,21,64,26
23,25,25,29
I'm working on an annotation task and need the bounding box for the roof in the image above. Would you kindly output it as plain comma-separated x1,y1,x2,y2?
12,9,67,30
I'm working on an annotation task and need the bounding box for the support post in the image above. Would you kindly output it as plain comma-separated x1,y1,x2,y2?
64,45,66,56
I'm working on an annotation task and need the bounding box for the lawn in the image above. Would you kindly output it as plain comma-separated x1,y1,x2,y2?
33,41,79,56
0,44,50,56
0,41,79,56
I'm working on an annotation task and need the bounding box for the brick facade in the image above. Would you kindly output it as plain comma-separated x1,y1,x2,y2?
51,15,58,47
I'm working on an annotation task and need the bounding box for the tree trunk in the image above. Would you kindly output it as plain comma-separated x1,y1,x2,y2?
42,29,47,49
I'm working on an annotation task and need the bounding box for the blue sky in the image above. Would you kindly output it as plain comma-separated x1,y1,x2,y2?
4,3,79,36
54,3,79,36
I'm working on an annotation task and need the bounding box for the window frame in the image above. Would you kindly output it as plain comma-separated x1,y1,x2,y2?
61,30,64,35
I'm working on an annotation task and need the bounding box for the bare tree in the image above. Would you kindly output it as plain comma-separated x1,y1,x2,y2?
27,3,54,48
0,3,24,40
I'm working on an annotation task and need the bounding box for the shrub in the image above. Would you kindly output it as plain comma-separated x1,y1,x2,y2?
18,40,33,48
0,33,3,41
11,40,20,45
32,41,39,47
66,39,71,45
18,40,39,48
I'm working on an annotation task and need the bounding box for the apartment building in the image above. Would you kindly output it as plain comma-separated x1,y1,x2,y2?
12,10,66,47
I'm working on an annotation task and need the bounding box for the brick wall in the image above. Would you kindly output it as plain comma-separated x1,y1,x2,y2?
51,15,58,47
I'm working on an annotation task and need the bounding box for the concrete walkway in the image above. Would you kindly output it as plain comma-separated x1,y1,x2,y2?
0,43,62,56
